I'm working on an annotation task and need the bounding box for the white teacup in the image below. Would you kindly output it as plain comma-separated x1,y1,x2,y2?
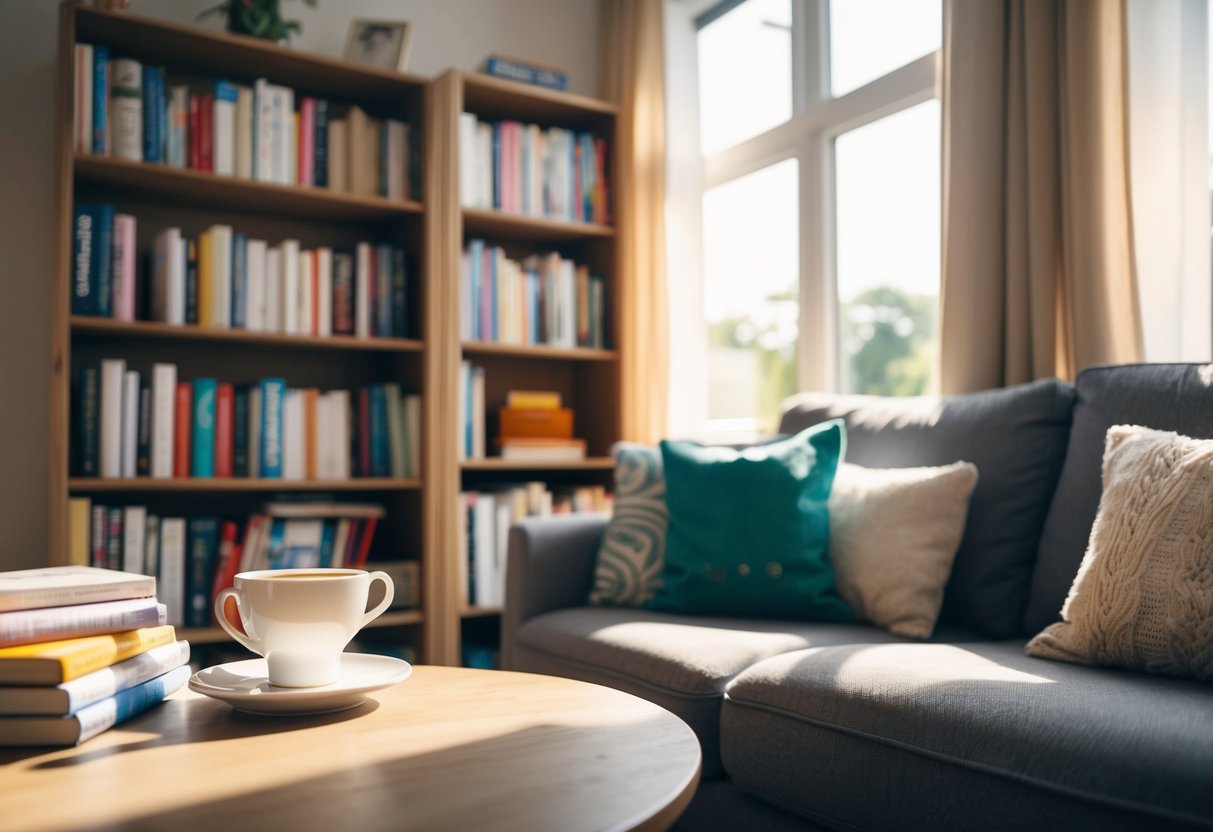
214,568,394,688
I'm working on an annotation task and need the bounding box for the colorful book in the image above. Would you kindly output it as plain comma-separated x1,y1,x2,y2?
258,378,285,478
214,382,234,478
191,378,217,478
0,664,190,746
0,640,188,716
185,518,219,628
109,58,142,162
150,363,176,478
0,625,175,685
0,598,166,649
173,381,191,478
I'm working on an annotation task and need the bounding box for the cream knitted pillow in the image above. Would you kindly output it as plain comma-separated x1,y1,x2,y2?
829,461,978,638
1027,425,1213,680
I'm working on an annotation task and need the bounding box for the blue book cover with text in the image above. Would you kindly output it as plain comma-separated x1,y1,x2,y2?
258,378,285,478
91,46,109,154
73,665,191,745
93,204,115,317
185,518,219,627
191,378,217,478
71,205,98,315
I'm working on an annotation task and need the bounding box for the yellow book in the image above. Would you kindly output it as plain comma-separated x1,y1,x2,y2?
67,498,90,567
0,625,176,685
198,229,213,326
506,390,562,410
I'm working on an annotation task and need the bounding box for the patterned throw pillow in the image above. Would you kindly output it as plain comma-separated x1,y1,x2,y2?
589,443,667,606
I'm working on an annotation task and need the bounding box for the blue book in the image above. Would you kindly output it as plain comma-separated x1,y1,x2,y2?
483,57,568,91
317,520,336,569
232,386,249,477
186,517,219,627
93,204,115,317
191,378,216,477
391,247,407,338
231,233,247,328
71,205,98,315
141,66,159,163
368,384,390,477
376,245,392,337
265,519,286,569
468,239,483,341
580,133,595,222
91,46,108,155
259,378,285,478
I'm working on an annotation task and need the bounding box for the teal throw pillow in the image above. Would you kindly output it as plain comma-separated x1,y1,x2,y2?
646,421,853,621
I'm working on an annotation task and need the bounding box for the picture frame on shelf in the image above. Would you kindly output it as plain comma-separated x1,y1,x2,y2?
343,19,412,72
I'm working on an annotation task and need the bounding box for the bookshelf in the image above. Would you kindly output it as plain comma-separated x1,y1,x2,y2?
50,4,438,661
431,71,621,666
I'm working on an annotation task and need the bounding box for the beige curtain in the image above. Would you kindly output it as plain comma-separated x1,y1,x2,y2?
940,0,1142,393
602,0,669,442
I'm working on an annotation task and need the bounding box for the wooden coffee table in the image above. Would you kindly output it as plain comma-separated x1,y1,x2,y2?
0,665,701,832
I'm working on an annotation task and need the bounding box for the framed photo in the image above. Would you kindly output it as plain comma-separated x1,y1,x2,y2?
343,19,413,72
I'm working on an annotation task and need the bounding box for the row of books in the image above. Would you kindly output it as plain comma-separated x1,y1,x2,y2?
73,45,420,198
73,362,422,481
458,114,608,224
459,483,610,608
457,383,589,462
0,567,189,746
63,501,415,629
72,206,413,339
460,241,607,348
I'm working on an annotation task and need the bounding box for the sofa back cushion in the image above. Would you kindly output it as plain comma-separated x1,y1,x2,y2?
779,378,1075,637
1025,364,1213,634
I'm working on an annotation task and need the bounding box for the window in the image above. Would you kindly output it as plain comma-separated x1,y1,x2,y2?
667,0,942,439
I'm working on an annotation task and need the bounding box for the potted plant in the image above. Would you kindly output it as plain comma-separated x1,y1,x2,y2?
199,0,317,44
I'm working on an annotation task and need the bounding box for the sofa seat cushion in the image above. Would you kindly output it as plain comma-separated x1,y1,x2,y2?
511,607,916,778
722,642,1213,830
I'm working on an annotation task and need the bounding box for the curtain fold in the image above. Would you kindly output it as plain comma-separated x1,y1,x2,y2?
940,0,1142,393
602,0,669,443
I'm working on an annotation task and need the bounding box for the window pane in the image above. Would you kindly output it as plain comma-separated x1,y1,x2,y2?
835,100,940,396
698,0,792,155
703,159,799,436
830,0,941,97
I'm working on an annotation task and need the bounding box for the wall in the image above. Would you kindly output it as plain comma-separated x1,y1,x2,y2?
0,0,601,571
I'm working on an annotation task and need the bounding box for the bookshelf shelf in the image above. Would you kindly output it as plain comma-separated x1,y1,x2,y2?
67,477,423,493
75,156,424,221
460,341,617,361
462,207,614,242
72,317,425,353
459,458,615,472
461,72,617,124
182,608,424,644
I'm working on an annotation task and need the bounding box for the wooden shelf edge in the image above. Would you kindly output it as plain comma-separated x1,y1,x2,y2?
71,317,424,353
460,458,614,471
181,609,424,644
460,341,616,361
461,207,614,239
458,70,618,116
75,155,424,217
68,477,423,493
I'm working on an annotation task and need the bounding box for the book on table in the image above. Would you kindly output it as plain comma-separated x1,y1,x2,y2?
0,597,166,648
496,438,587,462
0,625,176,686
0,566,154,613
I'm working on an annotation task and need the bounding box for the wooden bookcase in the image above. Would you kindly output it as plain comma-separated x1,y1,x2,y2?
428,71,621,665
49,4,441,659
49,8,624,668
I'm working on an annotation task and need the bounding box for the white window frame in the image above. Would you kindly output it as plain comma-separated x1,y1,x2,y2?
665,0,942,440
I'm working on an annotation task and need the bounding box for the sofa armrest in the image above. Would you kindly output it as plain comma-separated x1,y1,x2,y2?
501,513,607,670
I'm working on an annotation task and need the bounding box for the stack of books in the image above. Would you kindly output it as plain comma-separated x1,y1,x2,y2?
0,566,189,747
496,391,586,462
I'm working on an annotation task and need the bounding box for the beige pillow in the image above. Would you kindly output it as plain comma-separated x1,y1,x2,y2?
829,461,978,638
1027,425,1213,680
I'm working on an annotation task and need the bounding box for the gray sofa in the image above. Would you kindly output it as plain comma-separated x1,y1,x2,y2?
502,364,1213,831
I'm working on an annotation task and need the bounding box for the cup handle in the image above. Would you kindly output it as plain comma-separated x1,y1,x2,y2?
214,587,262,655
360,571,395,629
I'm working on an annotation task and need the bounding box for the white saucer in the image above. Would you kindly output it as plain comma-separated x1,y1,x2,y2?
189,653,412,716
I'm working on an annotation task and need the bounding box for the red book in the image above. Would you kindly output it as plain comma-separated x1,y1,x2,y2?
188,94,201,169
353,516,378,567
213,382,234,478
342,519,362,568
210,521,241,608
357,387,371,477
199,94,214,172
298,96,315,186
173,382,192,478
594,138,608,224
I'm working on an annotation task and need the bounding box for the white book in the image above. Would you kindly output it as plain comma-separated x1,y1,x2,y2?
281,390,303,480
355,242,372,338
213,85,236,176
404,394,421,478
264,246,282,332
150,363,176,478
473,495,496,606
121,506,146,575
330,521,350,569
281,86,296,185
316,248,333,337
208,224,233,327
281,239,301,334
458,113,477,207
74,45,92,156
245,239,268,331
109,59,142,162
120,370,139,478
99,359,125,479
157,518,186,628
234,85,253,179
299,250,314,337
279,520,324,568
253,78,273,182
151,228,184,325
248,387,262,478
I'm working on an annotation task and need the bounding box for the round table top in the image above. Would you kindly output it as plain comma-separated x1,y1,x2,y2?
0,664,702,832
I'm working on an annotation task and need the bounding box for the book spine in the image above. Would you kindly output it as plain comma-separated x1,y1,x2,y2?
75,664,191,745
60,640,188,716
168,85,188,167
214,382,234,478
369,384,389,477
259,378,285,478
141,65,158,163
185,238,199,325
355,242,371,338
51,625,175,685
0,598,167,650
199,94,214,172
121,505,145,574
92,46,109,154
120,370,139,478
404,394,421,478
98,358,125,478
185,518,219,627
188,94,201,169
105,507,122,570
143,514,160,578
384,384,405,478
316,247,333,338
376,244,391,337
357,387,371,477
298,96,315,186
235,85,253,178
391,247,407,338
158,518,186,627
74,44,91,155
230,232,247,329
90,505,106,569
232,386,249,477
213,80,237,176
111,214,136,322
313,98,329,188
173,381,191,478
191,378,216,478
210,521,240,601
93,204,114,317
109,58,142,161
70,205,96,315
149,363,176,479
333,251,354,335
75,364,99,477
